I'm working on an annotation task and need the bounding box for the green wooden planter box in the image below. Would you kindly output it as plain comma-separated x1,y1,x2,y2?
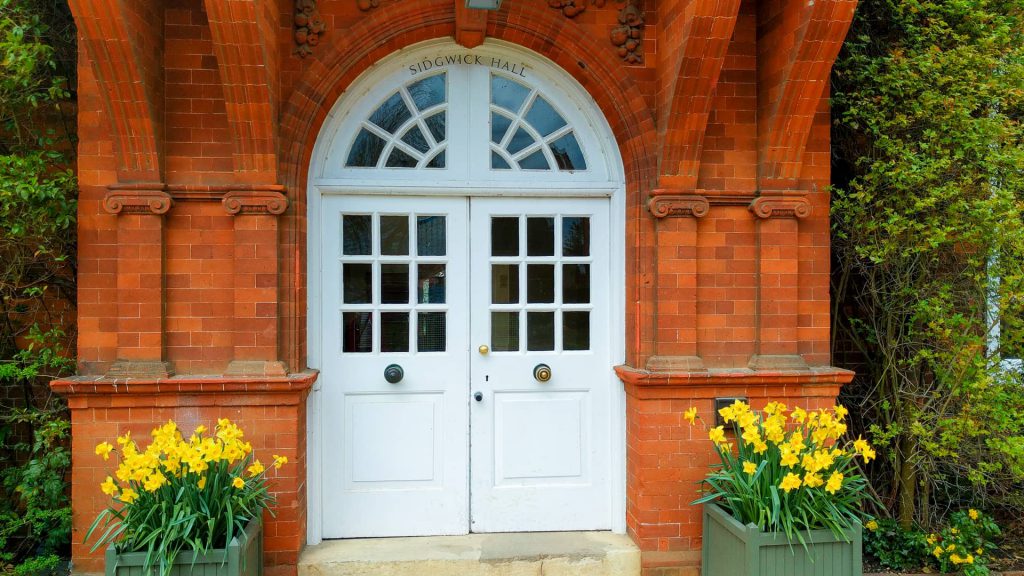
702,502,862,576
104,519,262,576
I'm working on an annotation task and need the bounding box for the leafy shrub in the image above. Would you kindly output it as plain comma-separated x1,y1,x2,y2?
864,518,930,571
927,509,1001,576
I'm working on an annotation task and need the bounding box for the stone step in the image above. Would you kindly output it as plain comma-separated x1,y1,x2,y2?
298,532,641,576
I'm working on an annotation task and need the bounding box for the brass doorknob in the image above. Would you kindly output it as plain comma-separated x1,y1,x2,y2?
478,344,489,355
533,363,552,382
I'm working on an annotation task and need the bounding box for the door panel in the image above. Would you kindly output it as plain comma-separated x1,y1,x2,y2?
469,197,611,532
321,196,469,538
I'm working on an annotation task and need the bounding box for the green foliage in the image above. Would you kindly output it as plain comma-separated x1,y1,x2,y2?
9,554,62,576
0,329,74,568
832,0,1024,527
864,518,931,571
928,509,1001,576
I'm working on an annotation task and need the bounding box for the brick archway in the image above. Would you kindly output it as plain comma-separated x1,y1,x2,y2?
276,0,658,372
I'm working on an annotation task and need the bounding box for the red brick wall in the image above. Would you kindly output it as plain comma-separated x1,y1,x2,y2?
63,0,857,574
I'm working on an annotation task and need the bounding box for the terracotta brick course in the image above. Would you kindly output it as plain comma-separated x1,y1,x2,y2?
61,0,858,574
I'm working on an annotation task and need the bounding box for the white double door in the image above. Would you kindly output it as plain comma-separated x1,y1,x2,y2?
320,195,612,537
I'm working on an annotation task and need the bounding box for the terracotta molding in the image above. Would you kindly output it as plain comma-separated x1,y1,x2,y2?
294,0,326,57
748,195,811,219
647,194,709,218
547,0,606,18
455,0,488,48
222,190,289,215
102,189,173,215
615,364,854,388
357,0,380,10
51,371,319,397
611,0,644,64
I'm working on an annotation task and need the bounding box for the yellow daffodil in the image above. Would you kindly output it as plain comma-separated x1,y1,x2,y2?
683,407,697,424
742,461,757,475
143,471,167,492
779,473,802,493
764,401,787,416
779,449,799,468
194,425,207,435
790,407,807,423
969,509,979,520
100,476,119,496
247,460,265,477
95,441,114,461
927,534,937,545
232,476,245,489
865,520,878,531
273,455,289,469
950,553,964,565
752,440,768,454
976,547,983,555
736,410,757,429
933,545,944,558
951,527,959,535
116,431,132,446
803,472,824,488
197,476,207,490
708,426,727,445
120,488,139,504
965,554,974,564
834,404,849,420
946,544,956,552
825,471,843,494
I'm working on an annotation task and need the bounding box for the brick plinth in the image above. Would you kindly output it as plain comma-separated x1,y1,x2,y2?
615,365,854,576
52,373,317,576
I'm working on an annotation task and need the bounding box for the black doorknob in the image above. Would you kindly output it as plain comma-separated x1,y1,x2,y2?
384,364,404,384
474,391,483,402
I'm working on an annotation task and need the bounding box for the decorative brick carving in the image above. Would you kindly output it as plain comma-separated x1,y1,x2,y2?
222,191,289,215
611,0,644,64
357,0,380,10
102,189,173,215
648,194,709,218
294,0,326,57
749,195,811,219
547,0,606,18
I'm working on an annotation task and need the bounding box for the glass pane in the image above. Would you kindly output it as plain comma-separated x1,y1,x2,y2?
491,311,520,352
491,264,519,304
527,217,554,256
562,217,590,256
385,148,418,168
491,151,511,170
425,112,446,142
380,215,409,255
401,125,430,153
381,312,409,353
380,264,409,304
491,112,512,144
426,150,445,168
551,132,587,171
563,311,590,351
343,312,372,353
491,75,530,113
417,216,446,256
524,96,567,137
346,129,386,167
518,150,549,170
408,73,445,111
507,127,534,155
418,312,446,352
527,264,554,303
343,214,371,255
527,312,554,351
491,217,519,256
417,264,446,304
343,263,372,304
369,92,412,134
563,264,590,303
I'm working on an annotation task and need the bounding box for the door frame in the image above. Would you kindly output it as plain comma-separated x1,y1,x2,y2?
305,39,626,544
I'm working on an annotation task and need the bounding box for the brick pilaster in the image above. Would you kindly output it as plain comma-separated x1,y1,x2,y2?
102,186,173,378
748,194,811,370
222,190,289,376
647,193,710,372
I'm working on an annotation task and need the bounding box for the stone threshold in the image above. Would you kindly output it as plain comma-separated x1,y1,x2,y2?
299,532,640,576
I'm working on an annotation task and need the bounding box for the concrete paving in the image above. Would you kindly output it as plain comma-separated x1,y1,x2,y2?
299,532,641,576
